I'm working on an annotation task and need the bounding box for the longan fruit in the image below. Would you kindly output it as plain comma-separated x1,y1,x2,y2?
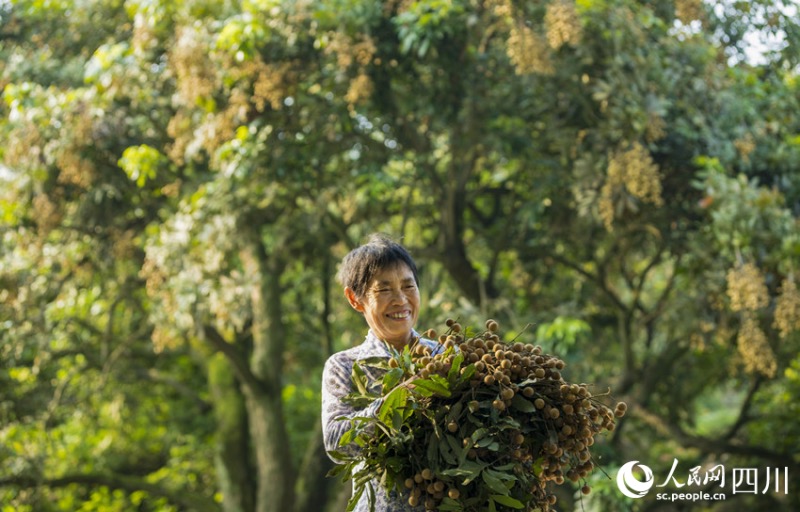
448,488,460,500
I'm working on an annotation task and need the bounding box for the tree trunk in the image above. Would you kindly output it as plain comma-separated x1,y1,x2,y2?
438,136,496,306
209,353,256,512
294,421,336,512
239,229,296,512
245,390,295,512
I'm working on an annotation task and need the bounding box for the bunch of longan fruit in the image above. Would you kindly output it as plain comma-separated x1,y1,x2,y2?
382,318,626,511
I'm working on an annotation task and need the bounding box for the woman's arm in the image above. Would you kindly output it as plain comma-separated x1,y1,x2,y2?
321,354,384,463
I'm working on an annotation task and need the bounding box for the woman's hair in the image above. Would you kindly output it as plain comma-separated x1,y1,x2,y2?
336,234,419,298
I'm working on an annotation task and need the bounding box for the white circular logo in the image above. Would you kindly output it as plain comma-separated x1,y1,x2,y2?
616,461,655,499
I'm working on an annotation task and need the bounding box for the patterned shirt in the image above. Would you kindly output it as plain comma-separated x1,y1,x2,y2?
321,330,442,512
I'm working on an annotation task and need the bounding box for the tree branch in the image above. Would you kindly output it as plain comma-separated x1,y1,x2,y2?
201,324,265,395
546,252,629,315
723,376,763,442
136,368,212,413
634,407,800,472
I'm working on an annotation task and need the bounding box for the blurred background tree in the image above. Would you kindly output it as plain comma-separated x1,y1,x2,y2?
1,0,798,511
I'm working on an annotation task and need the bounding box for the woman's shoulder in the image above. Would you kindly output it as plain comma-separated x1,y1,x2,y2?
324,337,382,370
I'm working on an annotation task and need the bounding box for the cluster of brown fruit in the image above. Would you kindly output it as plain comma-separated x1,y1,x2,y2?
382,318,626,511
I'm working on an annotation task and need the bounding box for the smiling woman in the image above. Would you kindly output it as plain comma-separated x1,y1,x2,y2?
344,263,420,351
321,234,441,512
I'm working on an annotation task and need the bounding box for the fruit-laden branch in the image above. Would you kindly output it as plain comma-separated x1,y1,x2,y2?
202,324,266,395
0,473,220,512
634,407,800,472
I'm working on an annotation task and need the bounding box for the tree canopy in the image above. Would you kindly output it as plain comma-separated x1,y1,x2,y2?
1,0,799,511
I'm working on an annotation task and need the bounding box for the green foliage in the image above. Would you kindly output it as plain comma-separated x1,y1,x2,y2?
118,145,166,187
2,0,800,510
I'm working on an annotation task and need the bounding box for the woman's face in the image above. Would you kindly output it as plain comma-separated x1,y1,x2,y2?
345,263,420,349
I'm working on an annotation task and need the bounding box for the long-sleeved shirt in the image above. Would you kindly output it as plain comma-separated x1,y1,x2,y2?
321,330,442,512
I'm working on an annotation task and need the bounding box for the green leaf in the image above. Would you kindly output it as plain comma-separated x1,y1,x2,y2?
457,364,476,385
490,494,524,509
441,460,485,485
351,363,369,396
482,470,509,495
346,484,365,512
439,435,457,465
339,428,355,447
470,427,488,443
412,377,451,397
485,468,517,482
445,433,463,462
447,400,463,423
382,367,405,393
427,434,439,465
437,497,464,511
360,356,392,368
378,385,409,426
510,394,535,413
448,352,465,382
476,436,496,448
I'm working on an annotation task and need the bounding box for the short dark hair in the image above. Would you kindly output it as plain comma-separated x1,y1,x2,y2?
337,234,419,298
